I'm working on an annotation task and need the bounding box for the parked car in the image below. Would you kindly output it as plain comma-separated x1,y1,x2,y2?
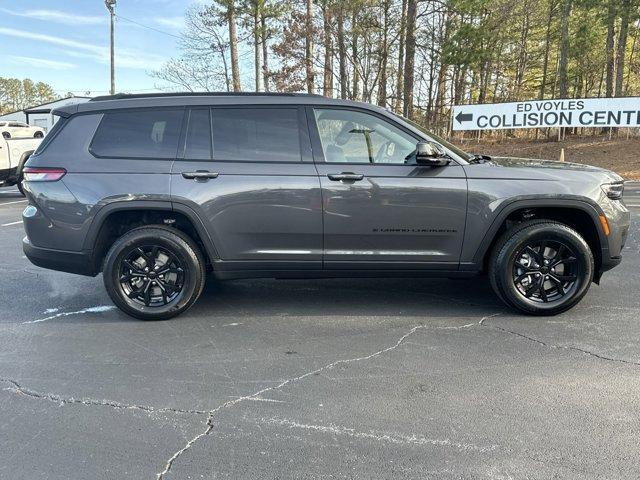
0,136,41,194
21,93,630,320
0,121,45,139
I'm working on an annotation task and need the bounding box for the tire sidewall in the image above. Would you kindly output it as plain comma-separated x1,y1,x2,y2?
104,228,203,320
497,224,593,314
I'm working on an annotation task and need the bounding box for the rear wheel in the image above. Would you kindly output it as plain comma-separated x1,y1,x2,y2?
33,131,44,138
489,221,594,315
103,226,206,320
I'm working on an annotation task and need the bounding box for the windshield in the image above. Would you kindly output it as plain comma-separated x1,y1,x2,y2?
392,113,471,161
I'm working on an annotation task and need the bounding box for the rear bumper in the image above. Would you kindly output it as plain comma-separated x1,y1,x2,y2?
23,237,96,276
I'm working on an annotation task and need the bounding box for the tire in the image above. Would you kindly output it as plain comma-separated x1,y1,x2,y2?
33,131,44,138
2,131,10,139
103,226,206,320
489,220,594,316
16,178,24,196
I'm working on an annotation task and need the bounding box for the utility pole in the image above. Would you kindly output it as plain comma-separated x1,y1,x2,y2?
105,0,116,95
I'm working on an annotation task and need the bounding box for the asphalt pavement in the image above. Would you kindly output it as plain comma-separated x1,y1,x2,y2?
1,184,639,479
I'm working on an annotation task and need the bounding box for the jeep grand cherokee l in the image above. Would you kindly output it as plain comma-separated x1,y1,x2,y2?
21,93,630,320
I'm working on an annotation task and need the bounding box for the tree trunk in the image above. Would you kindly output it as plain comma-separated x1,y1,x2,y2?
403,0,417,118
322,5,334,97
261,14,269,91
539,0,555,99
228,1,241,92
435,7,450,128
305,0,314,94
337,5,347,99
352,11,360,100
625,19,640,92
605,0,616,97
394,0,407,112
377,0,390,107
615,0,631,96
558,0,572,99
254,5,263,92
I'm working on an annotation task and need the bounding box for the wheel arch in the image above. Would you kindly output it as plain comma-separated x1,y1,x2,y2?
474,199,608,277
85,201,219,273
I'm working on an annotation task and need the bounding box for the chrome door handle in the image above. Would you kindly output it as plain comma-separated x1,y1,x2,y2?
181,170,219,180
327,173,364,182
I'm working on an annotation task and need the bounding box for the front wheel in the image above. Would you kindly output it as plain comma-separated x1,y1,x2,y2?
103,226,206,320
33,131,44,138
489,221,594,315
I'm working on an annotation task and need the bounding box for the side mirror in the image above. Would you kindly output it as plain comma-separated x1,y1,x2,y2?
415,141,450,166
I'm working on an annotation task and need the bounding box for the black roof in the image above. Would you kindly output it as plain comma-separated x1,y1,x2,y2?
90,92,325,102
52,91,388,119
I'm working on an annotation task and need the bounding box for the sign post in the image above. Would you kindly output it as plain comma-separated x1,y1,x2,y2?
452,98,640,131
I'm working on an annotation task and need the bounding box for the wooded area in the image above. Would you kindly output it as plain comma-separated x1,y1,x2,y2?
0,78,59,115
153,0,640,135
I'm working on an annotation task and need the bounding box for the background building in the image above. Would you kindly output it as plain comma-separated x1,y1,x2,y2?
0,96,90,132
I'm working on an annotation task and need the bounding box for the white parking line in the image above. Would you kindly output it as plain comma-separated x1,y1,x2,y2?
1,220,23,227
0,200,27,206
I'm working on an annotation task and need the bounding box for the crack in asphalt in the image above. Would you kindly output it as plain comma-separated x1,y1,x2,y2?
479,315,640,367
0,378,209,416
156,323,437,479
8,309,636,480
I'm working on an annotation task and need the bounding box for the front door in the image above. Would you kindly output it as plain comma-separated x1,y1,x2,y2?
171,106,323,271
308,107,468,270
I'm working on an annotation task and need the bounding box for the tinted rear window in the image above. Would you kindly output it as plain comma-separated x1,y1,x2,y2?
91,109,183,158
212,108,301,162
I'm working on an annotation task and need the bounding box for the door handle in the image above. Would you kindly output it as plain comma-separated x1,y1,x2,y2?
181,170,219,180
327,172,364,182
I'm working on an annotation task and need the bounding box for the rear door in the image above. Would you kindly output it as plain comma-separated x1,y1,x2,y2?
308,106,468,270
170,105,323,271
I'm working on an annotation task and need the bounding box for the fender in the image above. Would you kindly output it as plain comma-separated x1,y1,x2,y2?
468,197,609,269
82,200,220,263
171,201,221,260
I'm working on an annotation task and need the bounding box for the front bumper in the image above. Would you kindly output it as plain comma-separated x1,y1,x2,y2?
23,236,96,276
596,200,630,279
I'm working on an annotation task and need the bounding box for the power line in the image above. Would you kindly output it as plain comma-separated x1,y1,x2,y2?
115,14,184,41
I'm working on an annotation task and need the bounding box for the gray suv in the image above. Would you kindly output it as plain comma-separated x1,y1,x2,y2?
21,93,630,320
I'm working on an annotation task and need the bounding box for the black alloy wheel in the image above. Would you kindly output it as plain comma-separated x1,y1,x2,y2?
103,226,206,320
118,245,186,308
489,220,594,315
512,240,579,304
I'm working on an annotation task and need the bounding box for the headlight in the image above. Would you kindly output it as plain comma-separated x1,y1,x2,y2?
601,182,624,200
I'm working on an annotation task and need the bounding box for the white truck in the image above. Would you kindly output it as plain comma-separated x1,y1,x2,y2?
0,137,42,194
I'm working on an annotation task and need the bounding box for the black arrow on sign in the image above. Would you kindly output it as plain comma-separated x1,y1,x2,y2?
455,111,473,124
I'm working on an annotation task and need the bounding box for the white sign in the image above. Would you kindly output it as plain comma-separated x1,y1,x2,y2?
452,97,640,131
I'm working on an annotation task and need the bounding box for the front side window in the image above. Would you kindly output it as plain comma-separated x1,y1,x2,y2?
212,107,301,162
91,109,183,158
313,109,417,164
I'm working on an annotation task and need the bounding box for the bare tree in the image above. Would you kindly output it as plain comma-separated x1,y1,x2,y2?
306,0,315,93
558,0,572,98
403,0,417,117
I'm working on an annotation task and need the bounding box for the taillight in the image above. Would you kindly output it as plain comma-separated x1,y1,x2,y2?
22,167,66,182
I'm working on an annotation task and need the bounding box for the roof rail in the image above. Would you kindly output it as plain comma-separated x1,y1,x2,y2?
90,92,326,102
